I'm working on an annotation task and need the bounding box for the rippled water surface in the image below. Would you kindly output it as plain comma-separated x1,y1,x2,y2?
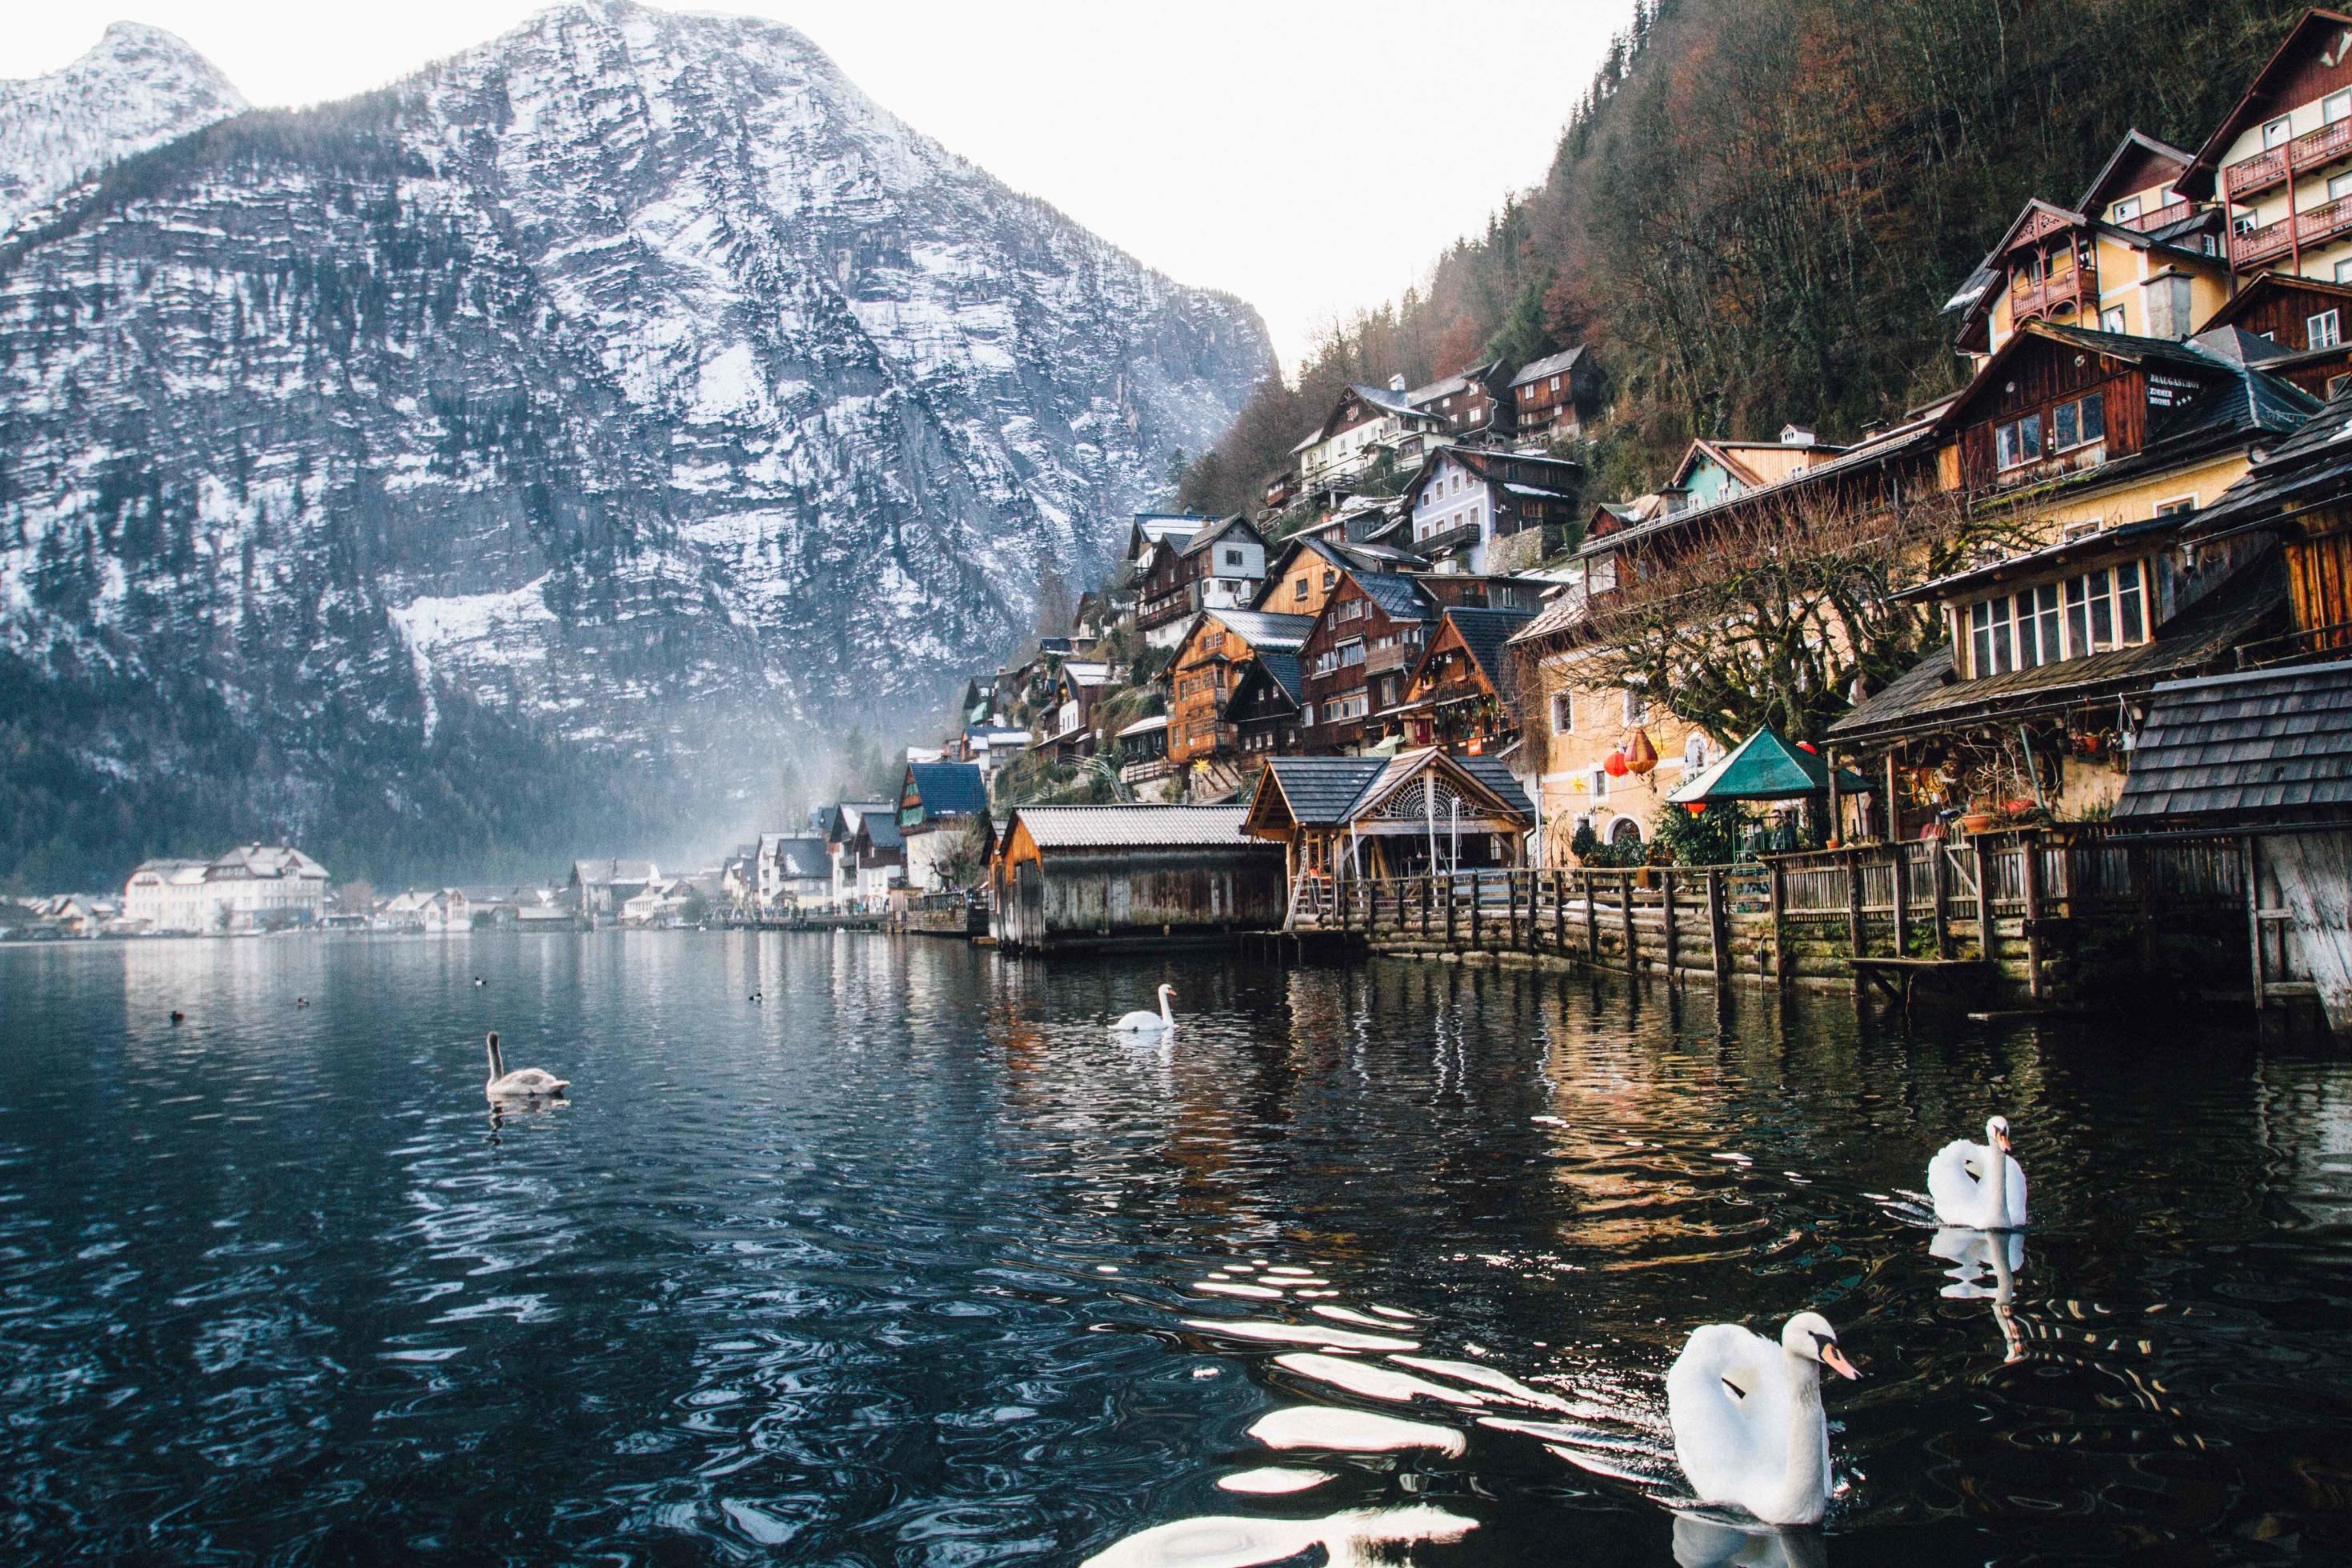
4,932,2351,1564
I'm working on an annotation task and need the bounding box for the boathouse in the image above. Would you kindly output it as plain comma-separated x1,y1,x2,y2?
1244,746,1535,885
990,805,1284,952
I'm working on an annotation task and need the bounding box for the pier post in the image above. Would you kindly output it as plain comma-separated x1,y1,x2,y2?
1930,844,1953,959
1619,872,1637,974
1890,842,1911,958
1707,869,1726,979
1770,859,1790,988
2021,831,2045,1001
1971,834,1998,964
1662,870,1680,982
1421,874,1431,938
1507,870,1520,950
1446,874,1457,946
2244,834,2266,1012
1554,870,1566,953
1845,854,1866,982
1584,869,1599,964
1470,872,1482,949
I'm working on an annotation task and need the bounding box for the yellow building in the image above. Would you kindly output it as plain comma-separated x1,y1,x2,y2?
2179,9,2352,289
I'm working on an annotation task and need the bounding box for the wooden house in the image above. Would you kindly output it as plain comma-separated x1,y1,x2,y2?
1299,572,1435,754
1244,747,1534,883
1114,714,1174,794
1136,515,1270,647
847,811,906,906
1394,605,1536,757
2190,270,2352,392
1391,446,1583,574
1226,650,1306,760
2176,9,2352,286
1166,607,1314,770
1254,534,1416,619
1404,358,1514,438
1509,348,1593,443
990,805,1284,951
2182,375,2352,658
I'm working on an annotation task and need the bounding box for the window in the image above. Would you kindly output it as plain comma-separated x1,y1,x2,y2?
1969,596,2014,676
1551,692,1574,732
2234,212,2259,236
1322,570,1337,590
1622,687,1649,726
2338,259,2352,286
1339,639,1366,667
1224,548,1245,567
1590,766,1610,800
2265,115,2293,150
2330,90,2352,124
1292,578,1307,602
1969,563,2148,677
2020,582,2061,668
2312,309,2343,350
2332,173,2352,204
1994,414,2043,470
2111,196,2141,223
2051,392,2105,451
2101,306,2126,334
1550,374,1562,391
2154,494,2197,518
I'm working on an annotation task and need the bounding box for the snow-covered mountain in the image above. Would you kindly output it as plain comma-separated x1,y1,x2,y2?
0,22,246,236
0,2,1269,884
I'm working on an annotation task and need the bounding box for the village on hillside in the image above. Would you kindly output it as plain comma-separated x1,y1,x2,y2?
10,10,2349,1030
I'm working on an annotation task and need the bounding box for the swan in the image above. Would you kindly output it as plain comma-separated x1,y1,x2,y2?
1666,1311,1858,1526
483,1030,568,1101
1111,983,1175,1034
1928,1115,2027,1229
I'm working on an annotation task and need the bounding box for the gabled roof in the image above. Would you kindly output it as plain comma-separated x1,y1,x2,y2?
2197,270,2352,337
1242,649,1305,706
1940,319,2318,442
1668,438,1770,490
1505,575,1592,649
770,838,830,879
902,761,986,820
856,813,905,851
1400,444,1586,509
2114,657,2352,821
1249,747,1533,831
1666,727,1870,804
2184,373,2352,538
1418,606,1538,700
1010,804,1268,850
2077,129,2194,214
2176,10,2352,200
1181,513,1266,558
1510,346,1586,388
821,801,891,844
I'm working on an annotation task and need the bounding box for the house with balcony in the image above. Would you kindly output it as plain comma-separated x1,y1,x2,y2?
2189,270,2352,392
1946,132,2227,363
2178,373,2352,662
1510,348,1594,444
819,802,893,905
1126,512,1210,570
1387,446,1583,575
1166,607,1315,774
1404,358,1514,438
1114,714,1174,795
1028,660,1116,760
1134,515,1270,648
1293,379,1450,500
2177,10,2352,287
1298,573,1436,754
1391,605,1536,758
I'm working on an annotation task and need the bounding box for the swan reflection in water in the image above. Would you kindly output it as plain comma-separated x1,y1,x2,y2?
1672,1513,1828,1568
486,1097,568,1143
1930,1225,2026,1364
1080,1505,1475,1568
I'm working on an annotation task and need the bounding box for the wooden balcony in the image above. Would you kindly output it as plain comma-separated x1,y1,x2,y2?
2229,192,2352,269
1366,639,1418,675
2119,199,2193,234
2222,115,2352,205
2008,267,2097,325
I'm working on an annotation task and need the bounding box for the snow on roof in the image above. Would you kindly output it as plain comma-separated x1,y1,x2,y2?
1012,804,1264,850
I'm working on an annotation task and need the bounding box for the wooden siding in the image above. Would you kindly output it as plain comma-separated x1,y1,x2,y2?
1958,362,2144,493
992,848,1285,950
2289,518,2352,650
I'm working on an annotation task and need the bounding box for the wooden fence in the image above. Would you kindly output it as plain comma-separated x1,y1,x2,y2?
1287,826,2263,999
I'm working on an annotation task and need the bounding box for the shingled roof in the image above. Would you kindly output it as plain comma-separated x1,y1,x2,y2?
2114,658,2352,822
1010,805,1271,851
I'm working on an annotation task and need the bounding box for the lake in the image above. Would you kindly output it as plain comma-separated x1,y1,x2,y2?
2,932,2349,1564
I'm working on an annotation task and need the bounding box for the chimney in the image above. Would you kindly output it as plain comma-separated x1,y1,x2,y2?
1389,374,1407,392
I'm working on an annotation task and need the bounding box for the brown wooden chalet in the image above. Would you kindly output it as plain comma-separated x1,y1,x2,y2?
1226,650,1306,758
1299,571,1435,754
2182,374,2352,658
1387,446,1584,574
1166,608,1314,768
1406,358,1514,437
2193,270,2352,392
1394,605,1537,757
1510,347,1592,442
1254,534,1419,619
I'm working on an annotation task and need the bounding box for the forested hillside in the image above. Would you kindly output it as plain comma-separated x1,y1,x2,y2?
1181,0,2307,512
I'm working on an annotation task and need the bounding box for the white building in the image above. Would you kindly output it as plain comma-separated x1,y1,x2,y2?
122,845,330,934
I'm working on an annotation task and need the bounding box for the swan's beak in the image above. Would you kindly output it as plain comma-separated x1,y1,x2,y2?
1820,1342,1861,1381
1994,1130,2013,1154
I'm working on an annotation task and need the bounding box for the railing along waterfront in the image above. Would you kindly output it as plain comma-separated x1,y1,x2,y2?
1285,827,2261,998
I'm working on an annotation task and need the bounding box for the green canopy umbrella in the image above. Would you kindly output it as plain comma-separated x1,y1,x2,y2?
1667,726,1872,805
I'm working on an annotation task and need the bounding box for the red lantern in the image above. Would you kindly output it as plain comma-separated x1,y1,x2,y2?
1603,749,1630,777
1684,802,1706,816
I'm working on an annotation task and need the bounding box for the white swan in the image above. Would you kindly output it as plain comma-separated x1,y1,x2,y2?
1666,1311,1858,1526
1112,983,1175,1034
1928,1115,2027,1229
483,1030,569,1101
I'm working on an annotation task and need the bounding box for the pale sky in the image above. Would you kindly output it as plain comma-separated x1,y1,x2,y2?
3,2,1635,372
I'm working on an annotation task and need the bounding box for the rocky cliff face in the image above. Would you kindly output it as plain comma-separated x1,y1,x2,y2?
0,22,246,235
0,2,1268,885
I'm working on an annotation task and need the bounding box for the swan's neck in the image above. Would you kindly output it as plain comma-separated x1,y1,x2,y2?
487,1040,505,1081
1780,1351,1831,1506
1982,1141,2010,1226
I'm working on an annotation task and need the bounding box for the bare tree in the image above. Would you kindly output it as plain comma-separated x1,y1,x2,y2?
1549,486,2034,746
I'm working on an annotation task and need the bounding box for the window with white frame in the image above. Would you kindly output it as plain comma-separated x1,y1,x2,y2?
2339,258,2352,285
1224,548,1245,567
1622,687,1650,725
2330,90,2352,124
2312,309,2343,350
1964,560,2149,678
2330,172,2352,202
2265,115,2293,149
2101,306,2126,333
1589,766,1610,799
2154,494,2197,518
2111,196,2141,223
1551,691,1574,732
